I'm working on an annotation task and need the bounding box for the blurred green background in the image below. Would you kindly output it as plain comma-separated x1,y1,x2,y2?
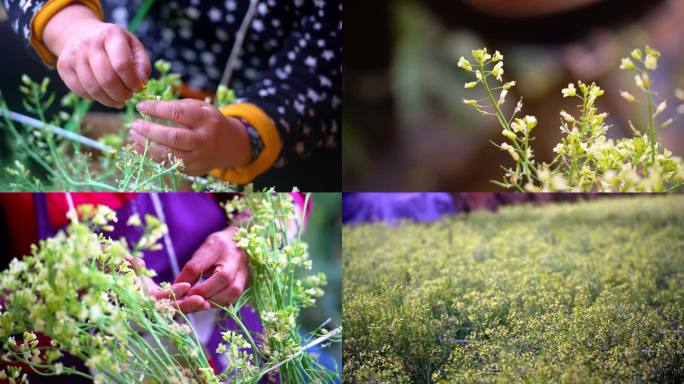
302,193,342,375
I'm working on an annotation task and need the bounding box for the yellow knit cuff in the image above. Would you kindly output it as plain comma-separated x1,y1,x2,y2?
30,0,104,66
212,103,283,185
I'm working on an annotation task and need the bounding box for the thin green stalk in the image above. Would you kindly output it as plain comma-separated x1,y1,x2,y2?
128,0,156,33
136,162,181,188
479,62,510,132
128,138,151,191
211,300,263,365
646,87,656,164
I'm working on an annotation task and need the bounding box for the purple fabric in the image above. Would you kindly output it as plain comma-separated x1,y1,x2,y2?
32,193,265,376
342,193,456,226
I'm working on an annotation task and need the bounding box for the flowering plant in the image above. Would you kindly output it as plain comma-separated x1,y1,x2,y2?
343,195,684,383
0,192,341,383
0,60,236,192
459,46,683,192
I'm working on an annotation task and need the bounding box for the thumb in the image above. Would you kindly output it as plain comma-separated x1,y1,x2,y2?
126,31,151,84
151,282,191,300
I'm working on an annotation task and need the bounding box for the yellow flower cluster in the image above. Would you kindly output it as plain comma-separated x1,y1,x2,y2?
459,45,683,192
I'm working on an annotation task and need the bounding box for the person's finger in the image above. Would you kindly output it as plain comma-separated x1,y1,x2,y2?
126,31,151,84
151,282,191,300
131,119,201,151
187,261,239,299
125,255,146,271
104,32,140,92
89,46,132,103
130,141,145,154
75,55,120,107
57,57,89,98
174,235,225,285
136,99,208,127
129,130,192,164
175,295,211,313
208,267,248,305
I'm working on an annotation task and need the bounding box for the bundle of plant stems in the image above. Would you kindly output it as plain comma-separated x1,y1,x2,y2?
459,46,683,192
0,192,341,383
0,61,237,192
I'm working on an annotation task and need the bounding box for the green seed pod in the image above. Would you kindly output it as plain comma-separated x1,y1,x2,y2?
40,78,50,94
154,60,171,75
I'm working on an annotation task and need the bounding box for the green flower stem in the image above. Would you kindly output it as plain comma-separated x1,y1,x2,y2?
136,162,182,190
0,104,57,178
478,61,538,188
646,86,656,164
128,0,156,33
128,138,151,191
479,62,510,132
211,300,263,365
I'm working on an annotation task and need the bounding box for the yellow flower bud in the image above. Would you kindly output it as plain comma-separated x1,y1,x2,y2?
644,54,658,70
560,110,575,123
457,56,472,71
492,62,504,81
620,91,635,103
502,129,517,141
503,81,516,90
619,58,635,71
562,83,576,98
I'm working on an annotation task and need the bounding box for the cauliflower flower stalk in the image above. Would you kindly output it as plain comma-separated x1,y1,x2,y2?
459,46,684,192
0,192,341,383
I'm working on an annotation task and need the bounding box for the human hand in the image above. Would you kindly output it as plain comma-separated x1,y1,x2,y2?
172,225,250,313
125,256,194,310
43,4,151,108
129,99,252,176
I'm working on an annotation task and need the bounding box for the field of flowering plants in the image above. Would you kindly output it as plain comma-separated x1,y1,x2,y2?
343,195,684,383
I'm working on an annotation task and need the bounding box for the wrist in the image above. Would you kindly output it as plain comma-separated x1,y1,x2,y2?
238,117,265,161
43,4,101,57
219,117,252,168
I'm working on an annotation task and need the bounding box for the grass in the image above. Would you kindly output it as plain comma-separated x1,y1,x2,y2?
343,195,684,383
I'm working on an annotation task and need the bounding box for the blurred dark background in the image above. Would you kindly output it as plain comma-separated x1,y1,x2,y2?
343,0,684,191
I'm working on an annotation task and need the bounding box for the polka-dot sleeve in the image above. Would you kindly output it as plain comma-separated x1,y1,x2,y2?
4,0,51,63
4,0,104,66
237,0,341,167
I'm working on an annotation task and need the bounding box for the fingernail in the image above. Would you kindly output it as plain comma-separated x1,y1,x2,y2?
202,301,211,310
137,102,148,112
173,283,190,297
